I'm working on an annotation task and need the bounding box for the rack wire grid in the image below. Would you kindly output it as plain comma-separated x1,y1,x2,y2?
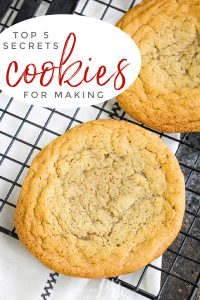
0,0,199,299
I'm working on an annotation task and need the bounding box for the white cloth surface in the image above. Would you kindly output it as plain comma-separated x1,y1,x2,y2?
0,233,50,300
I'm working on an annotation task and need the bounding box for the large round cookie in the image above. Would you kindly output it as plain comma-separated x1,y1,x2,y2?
116,0,200,132
15,120,185,278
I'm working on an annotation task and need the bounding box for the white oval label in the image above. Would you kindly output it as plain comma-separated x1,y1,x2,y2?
0,15,141,108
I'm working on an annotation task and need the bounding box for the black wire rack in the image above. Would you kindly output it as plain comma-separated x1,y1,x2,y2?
0,0,199,300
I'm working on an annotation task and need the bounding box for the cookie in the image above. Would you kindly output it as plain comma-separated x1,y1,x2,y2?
15,120,185,278
116,0,200,132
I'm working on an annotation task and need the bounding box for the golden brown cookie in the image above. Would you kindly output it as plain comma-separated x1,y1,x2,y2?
15,120,185,278
116,0,200,132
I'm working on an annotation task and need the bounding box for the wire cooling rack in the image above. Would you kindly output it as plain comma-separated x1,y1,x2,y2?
0,0,199,299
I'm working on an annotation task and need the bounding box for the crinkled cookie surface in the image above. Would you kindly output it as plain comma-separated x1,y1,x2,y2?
117,0,200,132
15,120,185,278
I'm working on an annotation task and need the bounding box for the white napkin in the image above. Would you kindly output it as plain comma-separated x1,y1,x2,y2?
0,233,51,300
